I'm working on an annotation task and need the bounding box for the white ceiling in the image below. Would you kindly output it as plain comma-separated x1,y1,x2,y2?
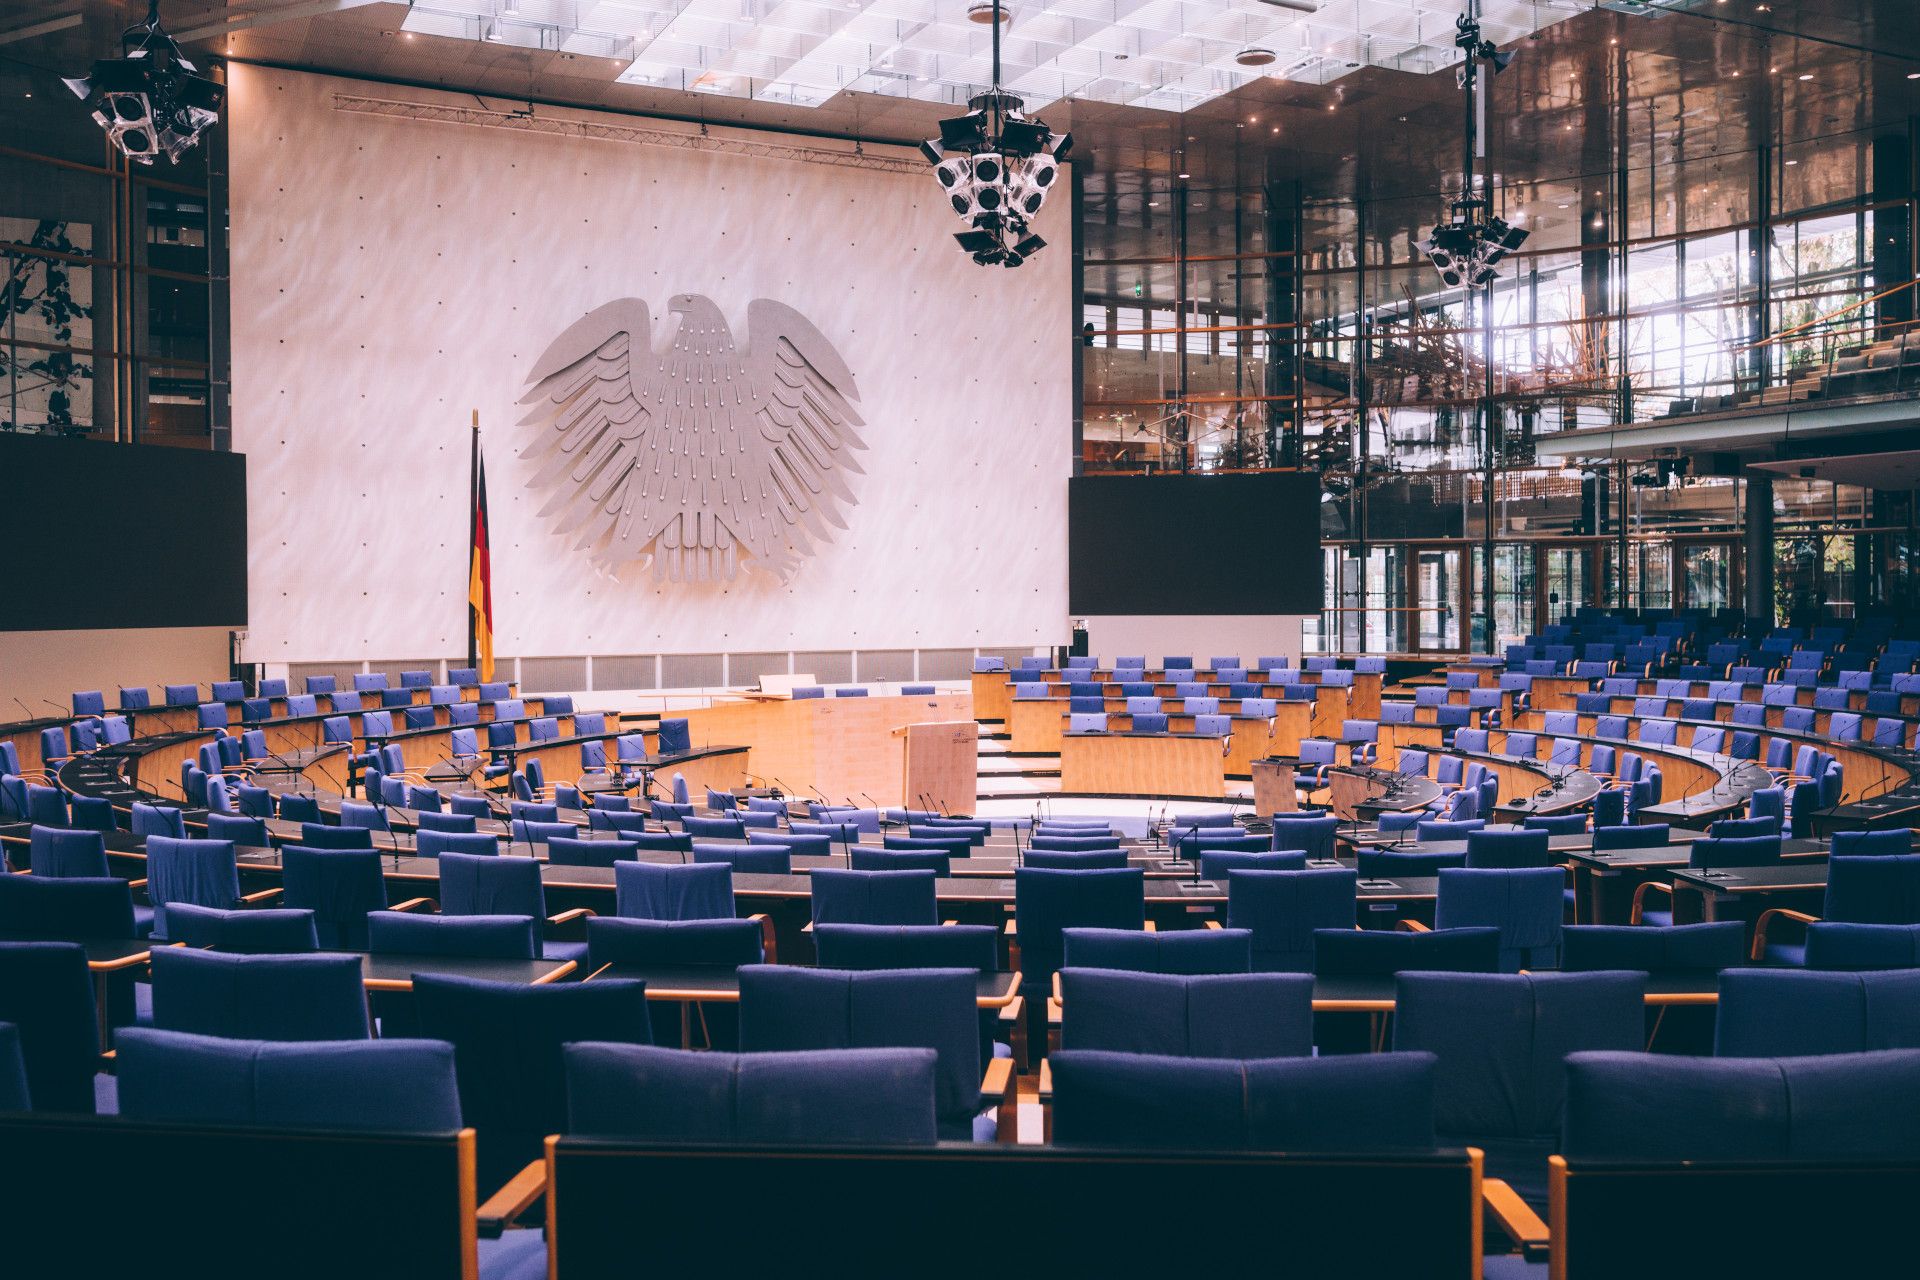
397,0,1593,113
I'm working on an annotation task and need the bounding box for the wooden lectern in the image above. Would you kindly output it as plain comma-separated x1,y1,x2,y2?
896,721,977,815
1251,758,1298,817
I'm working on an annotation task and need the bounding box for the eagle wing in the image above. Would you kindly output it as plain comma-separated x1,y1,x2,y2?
740,299,868,583
515,299,662,574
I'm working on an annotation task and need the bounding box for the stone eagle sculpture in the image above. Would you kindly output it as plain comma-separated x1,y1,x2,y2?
516,294,866,584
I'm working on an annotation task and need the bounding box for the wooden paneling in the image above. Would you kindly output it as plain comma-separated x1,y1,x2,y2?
684,693,973,807
1059,733,1226,798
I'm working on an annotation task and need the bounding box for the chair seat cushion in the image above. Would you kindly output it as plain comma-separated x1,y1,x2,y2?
1639,910,1674,929
477,1229,548,1280
1480,1253,1548,1279
972,1110,999,1142
1762,941,1807,967
542,939,591,965
133,904,155,937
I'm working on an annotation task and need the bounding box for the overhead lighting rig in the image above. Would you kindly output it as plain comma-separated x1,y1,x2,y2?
920,1,1070,267
1418,9,1525,290
64,0,223,165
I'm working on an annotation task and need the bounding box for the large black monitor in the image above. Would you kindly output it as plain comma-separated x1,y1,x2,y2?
0,434,248,630
1068,472,1322,615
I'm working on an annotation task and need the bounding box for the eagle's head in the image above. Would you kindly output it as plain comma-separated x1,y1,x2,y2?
667,293,732,355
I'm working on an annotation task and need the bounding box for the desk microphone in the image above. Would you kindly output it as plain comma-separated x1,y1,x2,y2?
13,698,37,723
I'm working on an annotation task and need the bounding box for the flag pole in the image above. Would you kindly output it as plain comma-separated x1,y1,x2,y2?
468,410,479,674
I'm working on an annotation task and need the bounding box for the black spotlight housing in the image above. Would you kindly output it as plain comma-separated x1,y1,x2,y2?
65,2,224,166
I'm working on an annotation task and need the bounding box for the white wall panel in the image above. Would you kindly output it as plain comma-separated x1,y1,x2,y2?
229,67,1071,662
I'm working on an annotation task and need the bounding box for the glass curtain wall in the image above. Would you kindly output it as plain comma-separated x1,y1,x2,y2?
1078,38,1916,652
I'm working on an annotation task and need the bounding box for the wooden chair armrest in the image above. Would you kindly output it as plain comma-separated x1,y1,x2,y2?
1629,880,1673,924
980,1055,1018,1144
548,907,595,925
1483,1177,1550,1259
999,993,1028,1072
1750,907,1822,961
546,908,595,942
476,1159,548,1238
1396,919,1431,933
1037,1057,1054,1143
1203,919,1223,930
941,918,959,928
127,878,148,892
749,913,777,965
239,887,284,905
801,920,815,934
1003,919,1017,937
1142,920,1157,933
389,897,438,913
98,1049,117,1073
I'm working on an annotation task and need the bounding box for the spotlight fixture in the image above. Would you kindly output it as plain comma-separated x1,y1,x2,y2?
1236,46,1277,67
1419,10,1528,290
920,0,1066,268
64,0,223,166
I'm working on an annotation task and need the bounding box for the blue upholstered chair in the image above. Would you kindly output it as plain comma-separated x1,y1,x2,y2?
416,830,499,859
1831,829,1913,857
0,941,101,1111
164,904,318,954
851,848,949,875
1714,968,1920,1056
738,965,1008,1142
0,875,138,942
115,1028,458,1132
1061,927,1252,974
1562,921,1745,973
691,842,791,874
0,1021,26,1112
1312,926,1502,976
586,916,764,970
1048,1050,1437,1151
813,923,998,972
1464,827,1553,869
809,869,937,927
1012,869,1145,997
1024,849,1128,869
144,837,273,941
1268,813,1338,860
148,948,369,1041
613,861,733,921
1226,869,1357,973
1522,813,1587,836
437,852,589,963
1058,969,1311,1059
1199,849,1306,879
368,911,537,960
1562,1047,1920,1165
565,1044,938,1145
546,836,638,869
297,823,373,850
1028,834,1121,853
1396,970,1645,1205
1633,835,1785,927
280,846,407,950
1803,923,1920,970
411,973,652,1188
1431,868,1564,971
27,827,107,879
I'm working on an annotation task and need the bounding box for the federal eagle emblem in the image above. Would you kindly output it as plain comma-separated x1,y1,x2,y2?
516,295,866,584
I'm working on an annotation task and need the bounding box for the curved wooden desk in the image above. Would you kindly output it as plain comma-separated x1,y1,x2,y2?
1058,731,1228,798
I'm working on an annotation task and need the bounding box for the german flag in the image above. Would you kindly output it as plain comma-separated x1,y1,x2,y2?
467,411,495,684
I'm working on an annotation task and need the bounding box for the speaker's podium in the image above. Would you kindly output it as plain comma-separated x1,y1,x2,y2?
894,721,977,815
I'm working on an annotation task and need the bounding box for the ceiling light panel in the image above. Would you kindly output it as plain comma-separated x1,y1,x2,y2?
402,0,1573,112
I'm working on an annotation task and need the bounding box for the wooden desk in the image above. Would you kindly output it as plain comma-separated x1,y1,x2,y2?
683,693,971,806
1058,732,1227,798
354,950,577,991
970,671,1015,724
1566,840,1828,925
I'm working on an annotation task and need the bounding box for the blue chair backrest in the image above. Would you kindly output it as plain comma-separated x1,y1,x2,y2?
809,869,938,927
148,948,369,1040
281,846,389,949
1714,968,1920,1056
585,917,764,970
1824,855,1920,923
1561,921,1747,973
1464,827,1552,869
1268,815,1337,860
439,852,545,919
1561,1048,1920,1161
1591,823,1668,850
116,1027,459,1131
1059,969,1313,1058
28,826,108,879
614,861,733,921
1047,1049,1438,1151
813,923,999,971
1395,970,1646,1142
1831,830,1913,857
1433,867,1565,970
1226,868,1358,973
738,965,982,1140
1062,926,1252,974
692,843,791,874
657,718,692,754
145,837,241,937
1013,869,1145,987
1688,834,1783,869
565,1043,937,1145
